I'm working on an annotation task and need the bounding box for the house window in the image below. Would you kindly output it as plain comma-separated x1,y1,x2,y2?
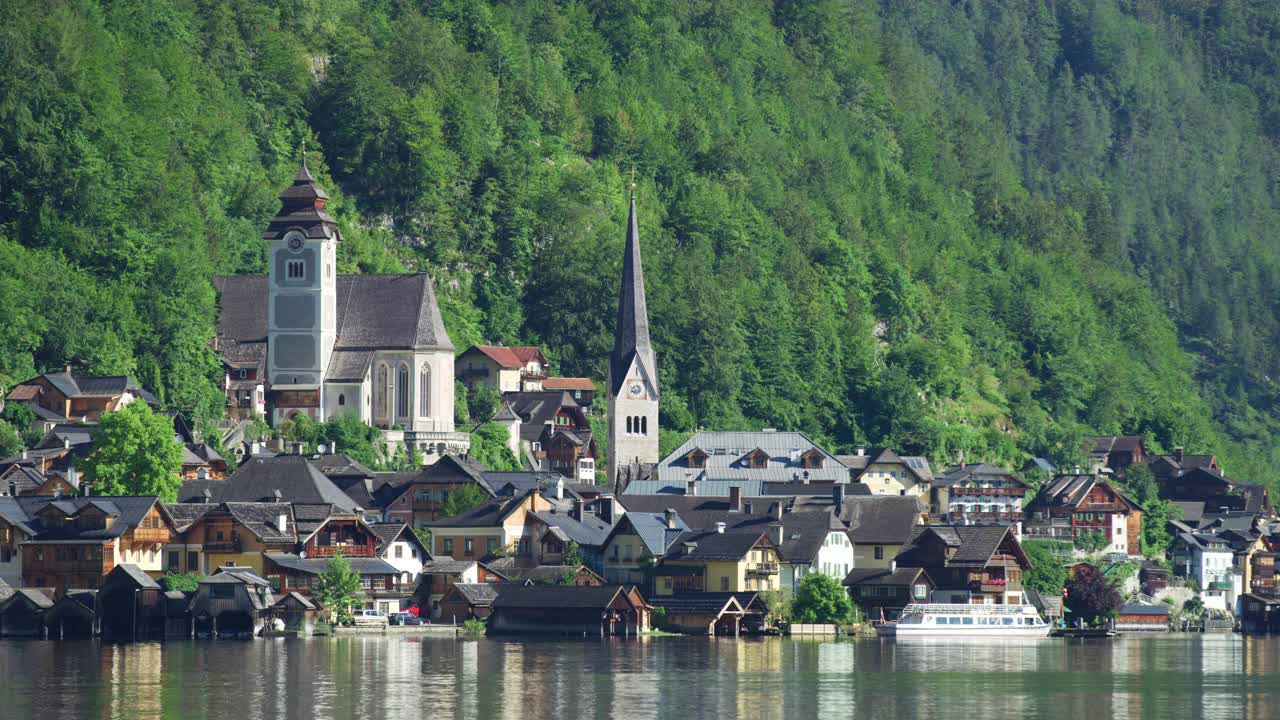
187,551,199,571
442,538,454,555
874,546,884,560
236,369,247,380
464,539,474,556
378,364,390,417
168,551,179,569
626,417,633,434
913,584,928,600
664,577,673,590
720,576,730,591
640,416,648,435
419,365,430,417
338,393,345,406
395,545,403,559
286,259,305,280
396,364,410,419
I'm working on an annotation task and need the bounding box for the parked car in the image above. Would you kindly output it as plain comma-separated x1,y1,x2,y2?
351,609,388,627
389,612,423,626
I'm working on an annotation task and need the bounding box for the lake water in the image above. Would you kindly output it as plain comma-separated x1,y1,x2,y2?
0,634,1275,719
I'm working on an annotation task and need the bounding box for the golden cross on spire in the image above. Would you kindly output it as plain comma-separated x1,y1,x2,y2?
628,165,637,192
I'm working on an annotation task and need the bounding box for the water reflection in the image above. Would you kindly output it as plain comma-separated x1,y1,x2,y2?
0,635,1277,720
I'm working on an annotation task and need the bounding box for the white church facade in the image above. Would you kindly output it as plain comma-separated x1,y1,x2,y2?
212,162,468,461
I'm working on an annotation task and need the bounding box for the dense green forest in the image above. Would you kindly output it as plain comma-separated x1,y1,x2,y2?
3,0,1280,490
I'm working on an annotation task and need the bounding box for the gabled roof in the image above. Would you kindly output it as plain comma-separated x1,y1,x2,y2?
647,592,744,616
421,558,493,576
1026,474,1141,513
840,496,922,544
273,591,317,610
427,493,535,529
1,587,54,611
310,453,377,480
212,274,453,352
263,552,398,576
936,464,1029,489
462,345,546,369
895,525,1026,568
775,511,845,564
11,371,159,404
496,565,604,586
449,582,501,606
606,511,690,557
842,566,930,587
849,448,934,484
208,566,272,587
663,530,774,562
1087,435,1145,454
490,584,627,610
529,508,614,547
542,377,595,391
0,495,159,542
656,431,848,485
188,456,360,512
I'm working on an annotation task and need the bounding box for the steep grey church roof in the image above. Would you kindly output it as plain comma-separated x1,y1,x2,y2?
608,191,657,398
212,274,453,353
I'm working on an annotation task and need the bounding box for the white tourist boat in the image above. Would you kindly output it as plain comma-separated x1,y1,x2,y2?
875,603,1052,638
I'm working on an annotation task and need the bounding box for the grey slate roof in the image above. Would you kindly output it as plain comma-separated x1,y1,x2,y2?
325,351,373,383
420,558,485,575
212,273,453,352
609,191,657,399
224,503,297,542
113,564,162,590
613,512,690,556
14,371,160,405
895,525,1016,568
311,453,377,480
3,588,54,610
840,496,922,544
655,431,848,485
936,464,1028,488
0,577,13,603
662,530,769,562
776,511,844,564
529,509,614,547
848,448,934,485
1119,604,1170,617
485,471,571,497
647,592,744,615
493,565,599,586
263,552,398,576
190,456,360,512
0,495,159,542
842,567,929,587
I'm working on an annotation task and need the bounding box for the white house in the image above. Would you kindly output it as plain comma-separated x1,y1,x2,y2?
371,523,431,588
777,510,855,595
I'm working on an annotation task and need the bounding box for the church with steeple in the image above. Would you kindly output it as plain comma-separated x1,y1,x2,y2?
211,161,469,463
607,185,660,486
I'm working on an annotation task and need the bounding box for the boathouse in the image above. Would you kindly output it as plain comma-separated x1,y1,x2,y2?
189,567,274,638
487,585,646,636
43,590,98,638
0,588,53,637
1114,604,1170,632
649,592,747,635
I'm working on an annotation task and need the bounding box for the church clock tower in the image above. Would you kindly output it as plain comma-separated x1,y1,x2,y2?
264,158,339,424
607,185,660,486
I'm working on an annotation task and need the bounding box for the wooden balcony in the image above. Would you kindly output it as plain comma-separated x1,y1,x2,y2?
131,528,170,544
747,562,779,576
311,544,375,558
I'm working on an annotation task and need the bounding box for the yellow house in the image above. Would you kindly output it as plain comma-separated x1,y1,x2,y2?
161,502,299,576
425,489,553,562
849,448,933,497
654,527,782,595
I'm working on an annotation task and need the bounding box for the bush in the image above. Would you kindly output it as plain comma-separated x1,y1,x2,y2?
159,572,204,593
461,618,486,635
791,574,854,624
651,606,667,628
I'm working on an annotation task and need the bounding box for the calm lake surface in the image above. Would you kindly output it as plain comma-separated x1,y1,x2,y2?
0,634,1275,719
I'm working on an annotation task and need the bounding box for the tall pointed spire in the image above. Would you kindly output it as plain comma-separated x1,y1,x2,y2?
609,185,657,397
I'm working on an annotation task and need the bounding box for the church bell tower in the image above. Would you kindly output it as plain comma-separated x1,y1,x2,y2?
607,183,660,485
264,157,339,424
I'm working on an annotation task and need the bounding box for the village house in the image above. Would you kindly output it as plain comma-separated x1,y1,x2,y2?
455,345,549,393
540,377,596,409
840,495,923,568
523,499,616,571
160,501,297,577
1156,466,1270,516
368,522,430,587
635,430,848,497
932,463,1029,524
424,489,555,562
262,552,406,614
1022,473,1143,556
600,509,690,585
893,525,1032,605
380,454,494,528
842,566,935,619
843,448,934,498
178,454,365,516
774,510,854,594
497,390,598,481
1149,447,1218,484
1084,435,1148,474
652,527,782,595
210,163,467,461
4,368,160,429
414,558,507,618
0,496,169,597
1169,527,1243,613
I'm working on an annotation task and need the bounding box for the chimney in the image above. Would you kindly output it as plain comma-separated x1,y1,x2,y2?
1173,446,1184,463
273,488,283,503
772,502,783,521
715,521,726,534
65,363,73,375
21,449,28,460
63,437,71,450
6,481,14,496
555,477,564,501
686,480,697,497
571,498,582,521
683,541,697,556
890,559,897,573
665,508,677,529
833,484,846,508
67,465,78,489
856,447,865,457
598,499,613,525
769,523,783,546
729,486,742,513
277,513,288,534
201,488,212,503
802,471,810,485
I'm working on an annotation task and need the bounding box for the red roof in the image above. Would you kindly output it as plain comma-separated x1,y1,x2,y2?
470,345,545,369
5,385,40,401
543,377,594,391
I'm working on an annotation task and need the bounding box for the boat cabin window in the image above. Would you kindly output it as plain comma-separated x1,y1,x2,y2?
962,617,973,625
1002,618,1013,625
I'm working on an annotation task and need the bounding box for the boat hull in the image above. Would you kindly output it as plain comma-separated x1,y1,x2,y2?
877,623,1052,638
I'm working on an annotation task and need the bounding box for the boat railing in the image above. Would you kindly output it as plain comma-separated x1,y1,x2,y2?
901,603,1034,615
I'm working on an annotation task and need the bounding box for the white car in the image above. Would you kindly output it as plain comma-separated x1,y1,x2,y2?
351,609,388,627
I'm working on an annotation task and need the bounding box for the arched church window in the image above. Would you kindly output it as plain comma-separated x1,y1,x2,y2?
625,417,632,434
419,365,430,418
396,364,410,419
338,394,346,406
641,416,648,435
377,365,390,417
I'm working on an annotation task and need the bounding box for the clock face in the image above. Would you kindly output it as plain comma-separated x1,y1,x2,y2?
286,232,305,252
629,382,643,396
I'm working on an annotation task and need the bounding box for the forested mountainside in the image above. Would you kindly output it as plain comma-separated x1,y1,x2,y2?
3,1,1280,486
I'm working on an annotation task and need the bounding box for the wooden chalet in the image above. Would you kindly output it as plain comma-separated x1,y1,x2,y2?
842,566,934,619
1023,474,1143,556
893,525,1032,605
487,584,648,636
262,552,406,614
4,368,160,424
